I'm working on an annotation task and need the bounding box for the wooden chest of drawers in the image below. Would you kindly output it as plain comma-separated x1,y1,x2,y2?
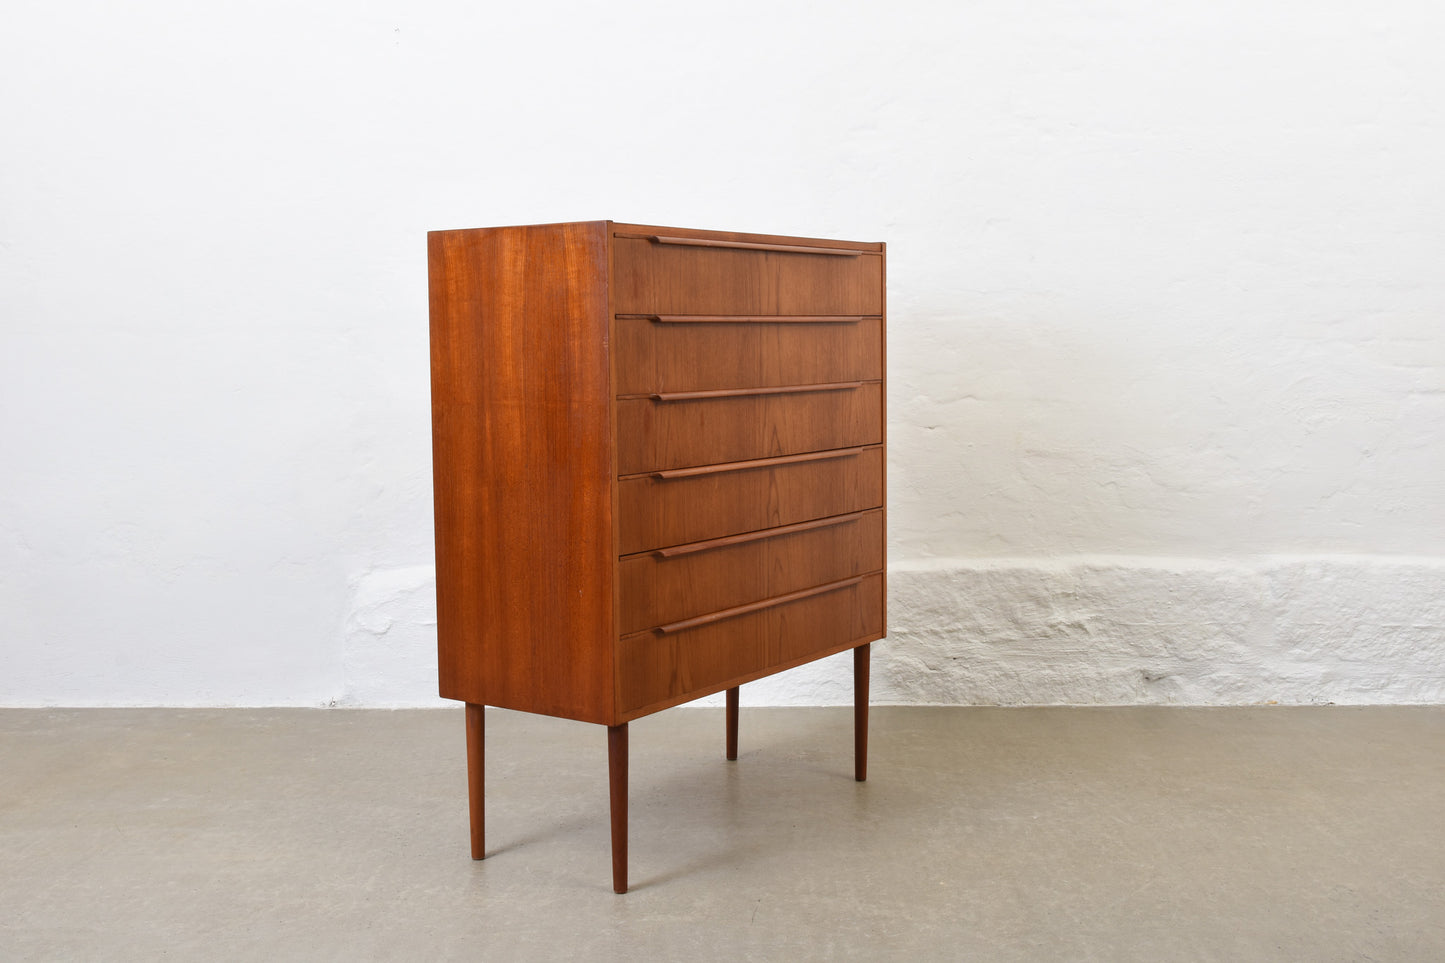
428,221,886,892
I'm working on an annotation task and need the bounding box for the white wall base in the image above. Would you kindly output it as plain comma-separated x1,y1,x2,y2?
343,557,1445,708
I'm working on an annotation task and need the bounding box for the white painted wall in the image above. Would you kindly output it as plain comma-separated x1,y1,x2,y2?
3,0,1442,706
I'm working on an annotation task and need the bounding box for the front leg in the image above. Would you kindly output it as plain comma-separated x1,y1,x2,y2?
608,723,628,893
854,644,869,782
466,703,485,858
725,686,739,761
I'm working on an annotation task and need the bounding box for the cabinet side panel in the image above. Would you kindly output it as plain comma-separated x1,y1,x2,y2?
429,222,614,724
879,243,887,638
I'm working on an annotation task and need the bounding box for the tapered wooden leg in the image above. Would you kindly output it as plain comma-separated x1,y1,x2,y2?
465,702,485,859
725,686,739,761
854,644,870,782
608,723,628,894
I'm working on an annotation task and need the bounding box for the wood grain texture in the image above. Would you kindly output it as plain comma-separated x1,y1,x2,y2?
429,222,615,723
616,382,882,474
617,445,884,555
618,509,884,635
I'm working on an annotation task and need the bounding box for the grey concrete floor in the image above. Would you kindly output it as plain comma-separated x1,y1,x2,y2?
1,707,1442,961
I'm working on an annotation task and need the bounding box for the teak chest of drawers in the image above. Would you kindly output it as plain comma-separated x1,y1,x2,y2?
427,221,886,892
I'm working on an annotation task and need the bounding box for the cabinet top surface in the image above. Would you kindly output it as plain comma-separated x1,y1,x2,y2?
427,220,884,253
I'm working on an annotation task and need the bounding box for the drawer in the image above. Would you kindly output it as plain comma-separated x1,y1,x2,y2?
614,315,883,395
619,509,884,635
616,382,882,475
617,446,883,555
618,572,885,714
611,235,883,316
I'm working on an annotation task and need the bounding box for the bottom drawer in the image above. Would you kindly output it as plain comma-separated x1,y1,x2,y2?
617,572,884,715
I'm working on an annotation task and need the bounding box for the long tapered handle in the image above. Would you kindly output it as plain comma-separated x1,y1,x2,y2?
649,382,867,402
654,574,871,635
649,445,870,480
652,510,872,559
629,315,873,325
619,234,865,256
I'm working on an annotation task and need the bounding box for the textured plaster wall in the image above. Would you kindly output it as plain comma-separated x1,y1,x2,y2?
3,0,1443,706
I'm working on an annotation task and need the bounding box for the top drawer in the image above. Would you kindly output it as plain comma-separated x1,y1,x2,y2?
611,235,883,316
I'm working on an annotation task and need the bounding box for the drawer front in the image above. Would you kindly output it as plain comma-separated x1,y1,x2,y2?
612,236,883,316
618,509,884,636
616,382,882,475
617,446,884,555
618,573,884,714
614,316,883,395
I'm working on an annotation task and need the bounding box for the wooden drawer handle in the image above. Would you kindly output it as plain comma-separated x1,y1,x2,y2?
637,315,873,325
619,234,865,257
654,574,872,635
652,510,873,558
650,382,867,402
649,445,869,480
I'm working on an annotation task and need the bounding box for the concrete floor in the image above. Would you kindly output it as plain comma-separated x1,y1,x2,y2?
1,707,1442,961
